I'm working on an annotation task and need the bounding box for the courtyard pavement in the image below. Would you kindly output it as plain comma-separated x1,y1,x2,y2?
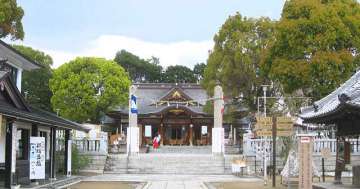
83,174,261,189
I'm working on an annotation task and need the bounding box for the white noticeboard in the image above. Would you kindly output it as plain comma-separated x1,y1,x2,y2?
145,125,152,137
201,126,208,135
29,137,46,179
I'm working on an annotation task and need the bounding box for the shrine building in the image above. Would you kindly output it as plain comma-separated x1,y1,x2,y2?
106,83,250,148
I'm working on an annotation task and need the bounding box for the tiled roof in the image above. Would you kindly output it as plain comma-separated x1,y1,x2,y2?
0,71,89,131
300,70,360,121
0,40,42,70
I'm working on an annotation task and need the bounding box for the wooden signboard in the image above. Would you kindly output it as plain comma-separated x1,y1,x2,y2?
276,116,293,123
256,130,272,136
276,116,293,130
321,148,331,159
256,117,273,126
276,123,293,130
299,136,313,189
277,130,293,137
255,124,271,130
255,116,293,136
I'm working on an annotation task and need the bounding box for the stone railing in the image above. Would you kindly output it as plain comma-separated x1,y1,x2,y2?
73,138,108,155
244,138,360,156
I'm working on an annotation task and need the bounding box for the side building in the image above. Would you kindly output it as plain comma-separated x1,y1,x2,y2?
0,40,89,188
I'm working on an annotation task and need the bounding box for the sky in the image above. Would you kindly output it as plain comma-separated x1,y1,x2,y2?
8,0,286,69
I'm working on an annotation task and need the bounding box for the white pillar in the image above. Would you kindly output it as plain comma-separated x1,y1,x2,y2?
16,68,22,92
127,85,139,155
212,85,224,155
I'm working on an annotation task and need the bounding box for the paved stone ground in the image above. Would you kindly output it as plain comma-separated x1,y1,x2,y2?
83,174,261,189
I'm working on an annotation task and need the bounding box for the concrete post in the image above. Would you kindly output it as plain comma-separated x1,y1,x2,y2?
212,85,224,155
127,85,139,155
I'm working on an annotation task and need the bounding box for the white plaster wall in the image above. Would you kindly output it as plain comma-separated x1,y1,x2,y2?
0,117,6,163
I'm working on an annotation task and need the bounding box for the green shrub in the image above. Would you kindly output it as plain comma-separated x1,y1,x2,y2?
71,144,92,174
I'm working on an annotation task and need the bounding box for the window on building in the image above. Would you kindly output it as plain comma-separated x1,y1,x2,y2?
39,131,49,160
9,66,18,84
16,128,29,160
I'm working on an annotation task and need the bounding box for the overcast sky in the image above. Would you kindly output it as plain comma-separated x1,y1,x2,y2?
8,0,285,68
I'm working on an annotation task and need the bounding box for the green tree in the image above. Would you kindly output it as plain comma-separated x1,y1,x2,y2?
263,0,360,100
193,62,206,82
202,13,275,110
13,45,53,111
163,65,196,83
114,50,163,82
0,0,24,40
50,57,130,123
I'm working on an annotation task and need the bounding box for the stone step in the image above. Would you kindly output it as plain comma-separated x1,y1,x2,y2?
104,153,227,175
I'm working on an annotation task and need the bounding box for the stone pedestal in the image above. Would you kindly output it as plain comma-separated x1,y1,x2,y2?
212,128,224,155
353,165,360,186
127,127,139,154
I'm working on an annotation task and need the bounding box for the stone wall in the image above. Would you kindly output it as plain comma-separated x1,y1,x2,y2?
79,153,107,174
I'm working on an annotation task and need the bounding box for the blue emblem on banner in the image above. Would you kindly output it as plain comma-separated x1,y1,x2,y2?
131,95,138,114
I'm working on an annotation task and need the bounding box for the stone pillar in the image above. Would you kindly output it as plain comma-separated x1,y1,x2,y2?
212,85,224,155
127,85,139,155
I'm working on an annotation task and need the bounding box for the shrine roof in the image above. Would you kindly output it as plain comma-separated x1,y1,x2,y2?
110,83,210,116
300,70,360,123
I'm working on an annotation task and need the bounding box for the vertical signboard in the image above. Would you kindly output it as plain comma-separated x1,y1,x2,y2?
29,137,45,179
298,136,313,189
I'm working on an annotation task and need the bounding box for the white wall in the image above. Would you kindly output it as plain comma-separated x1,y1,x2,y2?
0,116,6,163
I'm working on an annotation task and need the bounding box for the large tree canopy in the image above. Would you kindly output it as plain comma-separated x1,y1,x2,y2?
50,57,130,123
202,13,275,110
13,45,53,111
263,0,360,100
114,50,162,82
0,0,24,40
163,65,197,83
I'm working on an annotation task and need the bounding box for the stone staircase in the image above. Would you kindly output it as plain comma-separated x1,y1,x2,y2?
104,153,227,175
148,145,212,154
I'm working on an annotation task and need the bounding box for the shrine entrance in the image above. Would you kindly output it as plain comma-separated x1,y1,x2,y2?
164,124,189,145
